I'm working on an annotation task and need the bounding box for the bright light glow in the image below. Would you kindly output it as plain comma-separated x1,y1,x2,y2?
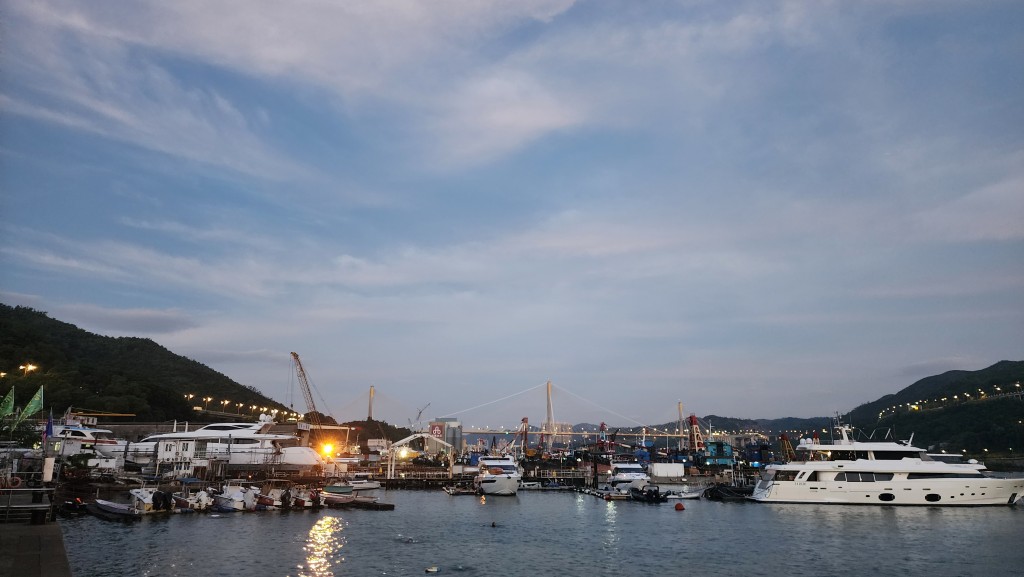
321,444,334,456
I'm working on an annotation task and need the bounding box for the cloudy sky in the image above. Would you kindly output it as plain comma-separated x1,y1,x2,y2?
2,1,1021,429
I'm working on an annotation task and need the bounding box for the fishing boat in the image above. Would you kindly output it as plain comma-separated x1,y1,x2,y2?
751,419,1024,506
473,454,521,496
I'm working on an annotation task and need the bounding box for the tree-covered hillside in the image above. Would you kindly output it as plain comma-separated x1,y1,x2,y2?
0,304,287,421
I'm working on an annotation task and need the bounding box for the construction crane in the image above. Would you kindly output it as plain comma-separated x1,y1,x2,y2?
290,352,323,439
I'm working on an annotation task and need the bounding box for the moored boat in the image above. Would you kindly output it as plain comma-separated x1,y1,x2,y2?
751,420,1024,506
629,484,668,503
604,461,650,493
90,498,142,521
347,472,381,491
474,455,521,496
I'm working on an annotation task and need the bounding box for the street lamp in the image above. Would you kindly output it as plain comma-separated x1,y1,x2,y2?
204,397,213,410
19,364,37,376
236,402,243,414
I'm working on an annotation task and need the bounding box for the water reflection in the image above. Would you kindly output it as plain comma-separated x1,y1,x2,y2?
296,515,345,577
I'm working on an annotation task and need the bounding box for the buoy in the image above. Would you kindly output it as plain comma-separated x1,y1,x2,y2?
674,502,685,511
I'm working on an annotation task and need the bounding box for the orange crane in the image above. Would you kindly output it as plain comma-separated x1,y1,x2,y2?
290,352,323,439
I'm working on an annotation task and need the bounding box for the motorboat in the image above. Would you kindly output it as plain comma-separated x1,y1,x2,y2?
629,484,668,503
347,472,381,491
473,454,521,496
89,498,142,521
211,479,259,511
664,488,704,500
604,461,651,493
129,487,179,514
172,487,214,511
751,420,1024,506
322,481,354,495
255,480,320,509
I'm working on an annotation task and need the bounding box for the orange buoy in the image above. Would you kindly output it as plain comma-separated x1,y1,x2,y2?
674,502,685,511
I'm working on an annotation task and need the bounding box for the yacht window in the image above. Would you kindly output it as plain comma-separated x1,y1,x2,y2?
855,451,869,460
873,473,894,481
907,472,985,479
775,470,799,482
874,451,923,460
805,472,818,481
834,472,846,481
831,451,857,461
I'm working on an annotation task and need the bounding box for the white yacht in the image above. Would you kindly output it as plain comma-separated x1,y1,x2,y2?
49,423,121,457
97,415,335,478
604,461,651,493
474,455,521,496
751,422,1024,506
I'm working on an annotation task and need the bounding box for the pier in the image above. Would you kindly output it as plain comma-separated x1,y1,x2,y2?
0,474,71,577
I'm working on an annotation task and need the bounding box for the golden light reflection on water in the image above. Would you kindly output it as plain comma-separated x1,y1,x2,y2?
296,515,345,577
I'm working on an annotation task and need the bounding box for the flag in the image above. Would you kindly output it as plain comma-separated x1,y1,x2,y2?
15,385,43,425
0,387,13,419
42,410,54,447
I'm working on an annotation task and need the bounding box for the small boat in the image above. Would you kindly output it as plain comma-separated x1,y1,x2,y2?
322,493,355,506
57,498,90,517
323,481,354,495
703,483,753,502
443,483,477,496
348,472,381,491
629,484,668,503
89,498,142,521
664,489,704,500
129,487,179,514
211,479,259,511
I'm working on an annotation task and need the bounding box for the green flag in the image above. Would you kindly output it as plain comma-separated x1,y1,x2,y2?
15,385,43,424
0,387,13,418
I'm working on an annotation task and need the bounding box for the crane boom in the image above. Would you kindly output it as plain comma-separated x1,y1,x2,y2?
291,352,323,433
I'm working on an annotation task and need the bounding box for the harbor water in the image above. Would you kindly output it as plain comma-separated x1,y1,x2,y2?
59,488,1024,577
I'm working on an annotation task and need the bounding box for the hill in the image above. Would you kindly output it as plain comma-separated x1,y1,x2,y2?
3,303,1020,453
0,304,288,421
846,361,1024,455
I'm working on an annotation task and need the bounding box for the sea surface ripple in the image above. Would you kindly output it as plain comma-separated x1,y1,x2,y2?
59,488,1024,577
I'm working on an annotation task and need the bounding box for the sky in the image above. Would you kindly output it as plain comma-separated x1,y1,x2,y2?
1,1,1022,430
